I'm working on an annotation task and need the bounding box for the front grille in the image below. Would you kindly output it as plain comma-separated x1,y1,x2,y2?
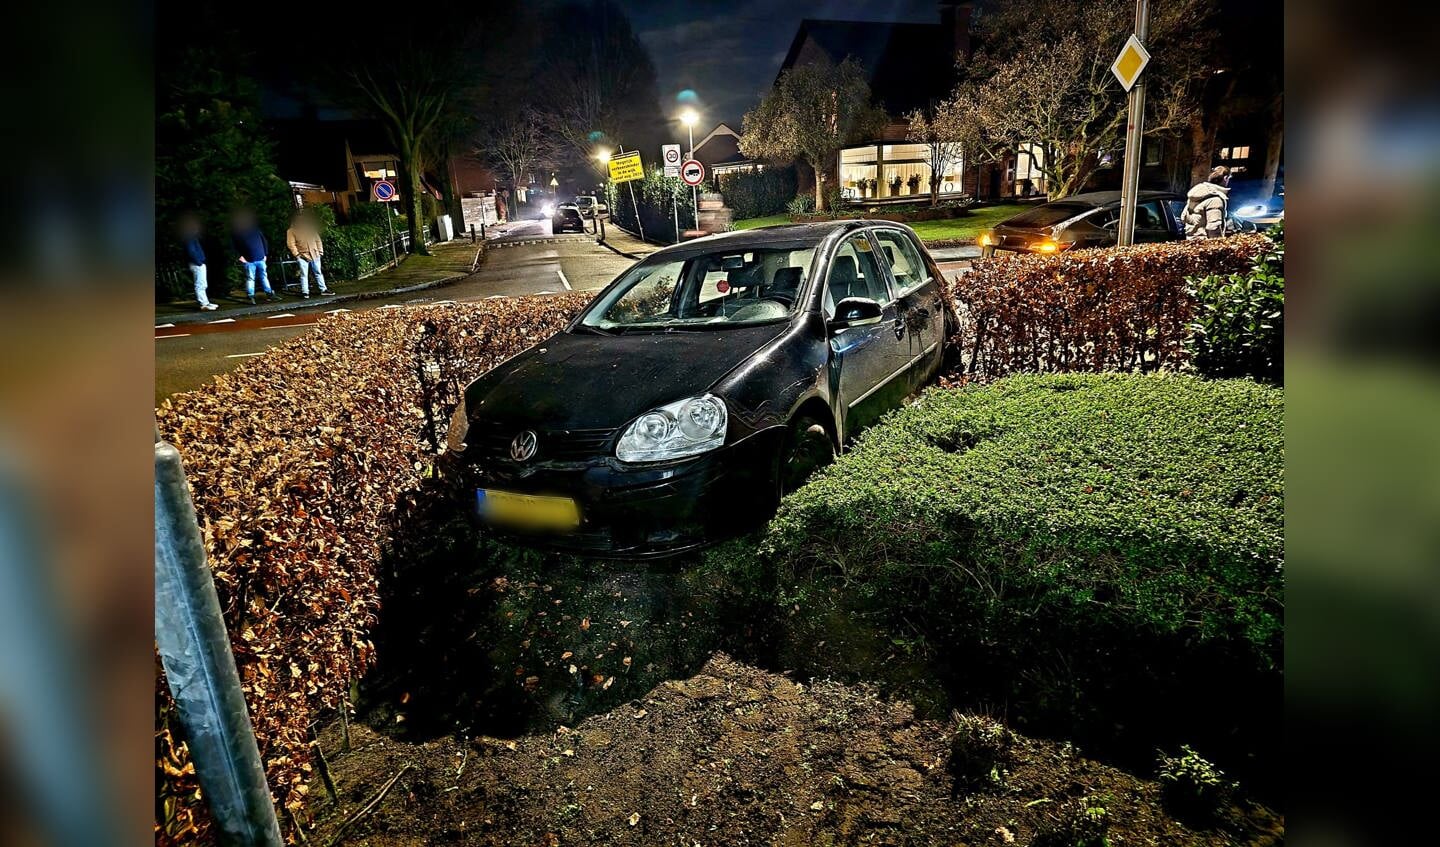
467,422,615,464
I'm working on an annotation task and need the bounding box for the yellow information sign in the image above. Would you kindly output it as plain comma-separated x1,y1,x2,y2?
607,151,645,183
1110,34,1151,92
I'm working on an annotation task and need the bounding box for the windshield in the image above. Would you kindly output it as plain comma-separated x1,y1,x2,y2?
579,245,817,331
1003,202,1092,228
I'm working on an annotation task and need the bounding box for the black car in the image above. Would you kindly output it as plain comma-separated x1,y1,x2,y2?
551,204,586,233
979,190,1187,257
446,221,951,557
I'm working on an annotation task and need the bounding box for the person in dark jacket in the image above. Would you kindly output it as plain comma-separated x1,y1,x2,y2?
230,209,277,304
179,213,217,310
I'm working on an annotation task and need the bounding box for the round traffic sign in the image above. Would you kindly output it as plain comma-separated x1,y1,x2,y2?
664,147,680,164
373,180,396,201
680,159,705,186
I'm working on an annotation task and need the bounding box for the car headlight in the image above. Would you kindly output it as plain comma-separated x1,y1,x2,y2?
446,396,469,454
615,394,727,463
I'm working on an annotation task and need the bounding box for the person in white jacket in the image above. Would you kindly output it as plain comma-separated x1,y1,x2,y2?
1183,166,1231,240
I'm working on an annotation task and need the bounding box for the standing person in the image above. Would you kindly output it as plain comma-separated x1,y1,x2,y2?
230,209,276,304
286,210,329,299
179,214,218,311
1183,166,1232,240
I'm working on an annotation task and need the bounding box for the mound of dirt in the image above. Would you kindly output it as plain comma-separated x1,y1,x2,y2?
308,654,1281,846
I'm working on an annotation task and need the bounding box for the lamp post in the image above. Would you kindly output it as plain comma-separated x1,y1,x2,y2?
594,150,611,240
680,108,700,230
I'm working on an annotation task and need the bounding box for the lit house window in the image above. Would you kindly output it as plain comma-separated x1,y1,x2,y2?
1219,146,1251,161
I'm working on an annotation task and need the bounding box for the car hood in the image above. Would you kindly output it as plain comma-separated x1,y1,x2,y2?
465,322,791,430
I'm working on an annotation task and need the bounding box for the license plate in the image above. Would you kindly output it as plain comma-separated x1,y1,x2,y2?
476,489,580,531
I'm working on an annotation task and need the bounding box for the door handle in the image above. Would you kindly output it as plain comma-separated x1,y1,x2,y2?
892,313,905,339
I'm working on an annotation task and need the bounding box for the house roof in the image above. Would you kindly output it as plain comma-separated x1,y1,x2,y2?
778,18,957,118
266,118,396,190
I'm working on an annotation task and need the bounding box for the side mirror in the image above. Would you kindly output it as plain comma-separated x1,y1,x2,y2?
827,297,884,333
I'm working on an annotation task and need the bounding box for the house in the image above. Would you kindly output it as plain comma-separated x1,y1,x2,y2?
777,1,1000,201
266,118,444,218
690,123,759,176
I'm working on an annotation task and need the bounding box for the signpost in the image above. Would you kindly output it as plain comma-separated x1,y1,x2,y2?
607,150,646,242
372,177,400,267
1112,2,1151,247
661,144,682,178
680,159,705,187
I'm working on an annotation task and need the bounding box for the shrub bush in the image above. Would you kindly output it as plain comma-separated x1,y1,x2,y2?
786,194,815,215
155,293,594,843
949,713,1014,791
1156,745,1236,820
709,374,1283,776
716,167,797,220
948,235,1270,381
1186,228,1284,384
1031,796,1111,847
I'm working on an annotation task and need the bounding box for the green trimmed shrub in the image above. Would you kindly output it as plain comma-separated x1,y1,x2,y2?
707,373,1283,774
786,194,815,215
1186,226,1285,384
716,167,797,219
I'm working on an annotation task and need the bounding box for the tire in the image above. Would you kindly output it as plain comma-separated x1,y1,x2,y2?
778,415,836,496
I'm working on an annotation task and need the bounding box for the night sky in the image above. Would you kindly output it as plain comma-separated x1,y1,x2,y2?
623,0,940,133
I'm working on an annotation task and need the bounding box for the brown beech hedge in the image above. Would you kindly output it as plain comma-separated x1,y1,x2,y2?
154,293,592,844
948,235,1269,380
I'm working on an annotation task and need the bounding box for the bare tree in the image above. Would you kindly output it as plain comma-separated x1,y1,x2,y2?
739,57,888,212
907,98,976,206
479,113,561,205
961,0,1217,199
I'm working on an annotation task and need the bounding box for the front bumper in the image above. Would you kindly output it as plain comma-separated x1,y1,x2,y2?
458,427,784,558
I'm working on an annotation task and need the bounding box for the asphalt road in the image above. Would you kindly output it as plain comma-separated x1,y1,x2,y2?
155,219,644,402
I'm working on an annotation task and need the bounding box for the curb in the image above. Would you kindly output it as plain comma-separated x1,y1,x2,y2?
158,245,484,327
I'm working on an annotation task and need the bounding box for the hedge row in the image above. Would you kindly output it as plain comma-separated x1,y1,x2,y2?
155,293,593,844
948,235,1270,381
705,373,1283,772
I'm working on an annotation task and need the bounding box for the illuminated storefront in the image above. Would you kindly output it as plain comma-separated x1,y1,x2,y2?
839,142,964,201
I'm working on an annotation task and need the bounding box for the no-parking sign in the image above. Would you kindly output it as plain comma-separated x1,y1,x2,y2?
680,159,705,186
372,179,398,202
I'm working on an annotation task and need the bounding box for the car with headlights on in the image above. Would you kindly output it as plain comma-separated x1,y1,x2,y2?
445,220,953,557
978,191,1186,257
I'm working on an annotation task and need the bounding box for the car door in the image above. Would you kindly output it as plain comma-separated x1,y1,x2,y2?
824,231,909,438
871,227,946,393
1135,198,1175,242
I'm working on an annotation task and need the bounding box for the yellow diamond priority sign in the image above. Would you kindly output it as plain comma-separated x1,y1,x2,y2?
1111,34,1151,92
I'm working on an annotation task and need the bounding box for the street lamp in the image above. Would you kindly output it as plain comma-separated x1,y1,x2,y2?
679,109,700,232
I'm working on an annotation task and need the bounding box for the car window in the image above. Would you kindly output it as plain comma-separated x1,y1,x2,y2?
872,230,929,296
1137,200,1166,231
823,234,890,318
580,246,816,330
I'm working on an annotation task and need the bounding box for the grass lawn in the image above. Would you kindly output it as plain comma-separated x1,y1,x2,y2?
729,204,1021,243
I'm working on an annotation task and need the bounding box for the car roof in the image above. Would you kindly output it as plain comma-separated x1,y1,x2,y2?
1052,190,1181,207
655,219,882,255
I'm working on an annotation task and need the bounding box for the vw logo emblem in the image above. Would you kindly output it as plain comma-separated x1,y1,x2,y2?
509,430,538,462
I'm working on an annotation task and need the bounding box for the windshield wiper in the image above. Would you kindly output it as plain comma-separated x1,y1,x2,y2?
571,324,615,336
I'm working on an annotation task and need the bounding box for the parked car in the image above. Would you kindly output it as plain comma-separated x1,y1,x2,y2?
574,195,608,218
446,221,953,557
551,203,586,233
978,191,1186,256
979,190,1268,256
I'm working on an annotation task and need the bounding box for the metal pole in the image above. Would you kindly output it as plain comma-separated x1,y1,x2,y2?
673,184,681,244
155,436,284,846
1117,0,1150,248
619,146,646,243
687,124,699,229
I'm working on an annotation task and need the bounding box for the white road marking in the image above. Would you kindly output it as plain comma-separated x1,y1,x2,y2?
556,269,572,290
536,289,554,294
155,323,175,329
226,352,265,359
208,318,236,324
325,308,351,314
486,294,505,299
156,334,191,339
267,313,296,319
261,322,317,330
380,304,405,309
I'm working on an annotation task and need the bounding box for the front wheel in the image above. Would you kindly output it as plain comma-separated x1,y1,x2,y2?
778,415,836,496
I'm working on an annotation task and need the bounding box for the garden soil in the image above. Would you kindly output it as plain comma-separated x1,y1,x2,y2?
308,654,1281,846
